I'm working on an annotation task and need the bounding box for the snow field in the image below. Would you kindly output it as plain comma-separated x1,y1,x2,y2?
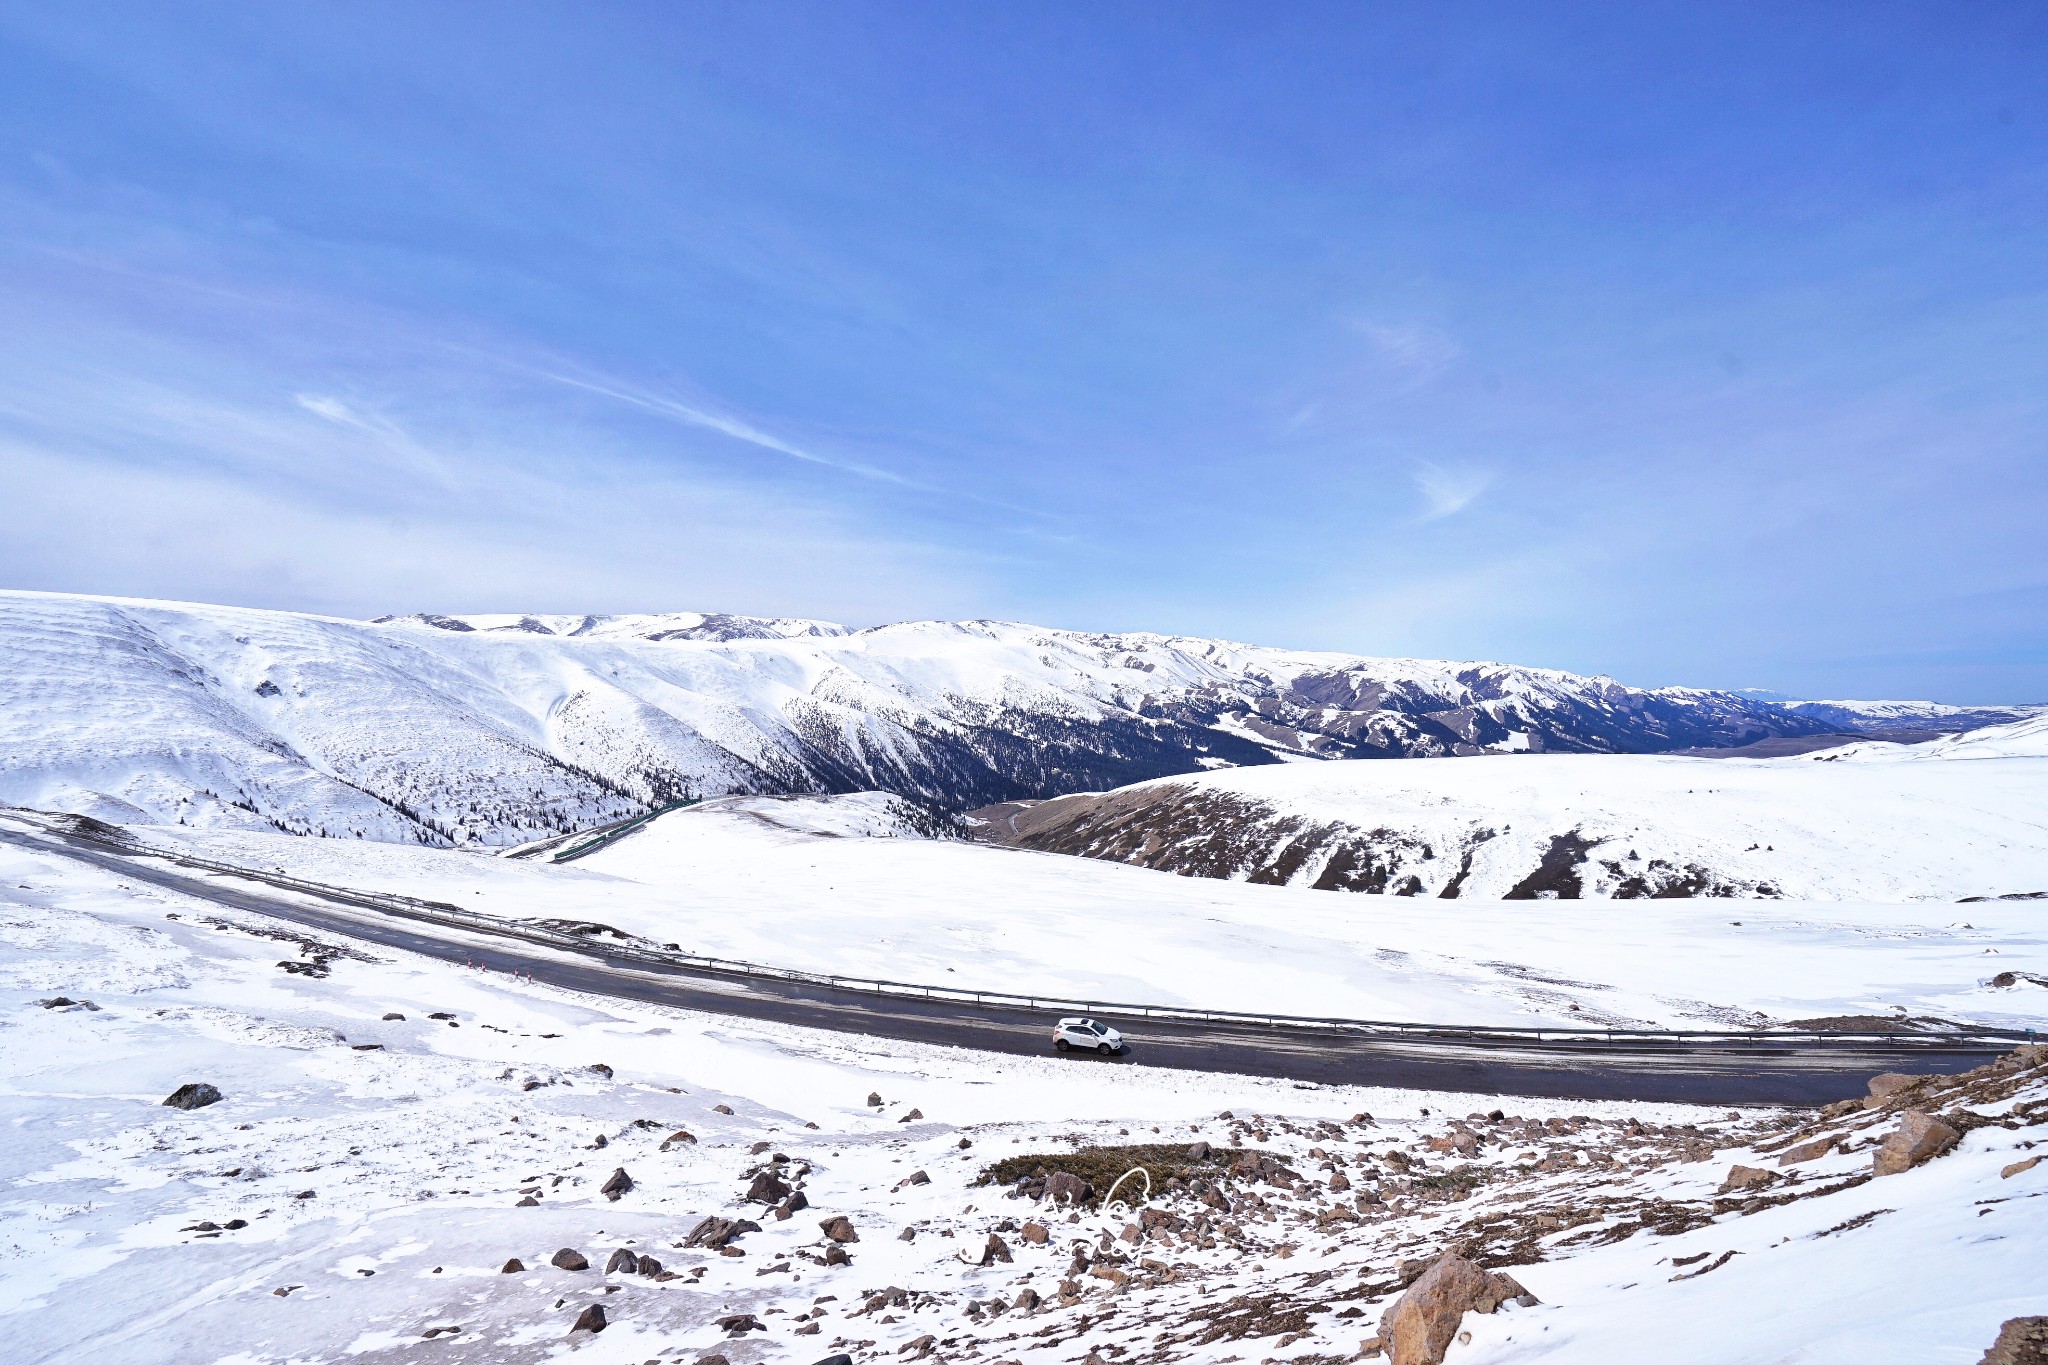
4,839,2046,1364
102,800,2048,1032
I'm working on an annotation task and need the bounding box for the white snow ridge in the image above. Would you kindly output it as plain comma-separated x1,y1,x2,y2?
1,590,2044,1364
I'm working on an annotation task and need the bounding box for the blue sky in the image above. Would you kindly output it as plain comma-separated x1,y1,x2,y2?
1,3,2044,701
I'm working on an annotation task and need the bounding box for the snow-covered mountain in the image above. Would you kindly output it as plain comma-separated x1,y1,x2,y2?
972,715,2048,901
0,588,2003,849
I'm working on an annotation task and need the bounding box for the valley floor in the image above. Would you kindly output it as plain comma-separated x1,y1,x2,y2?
72,799,2048,1034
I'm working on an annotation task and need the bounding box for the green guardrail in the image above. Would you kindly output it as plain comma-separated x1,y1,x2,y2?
549,798,701,863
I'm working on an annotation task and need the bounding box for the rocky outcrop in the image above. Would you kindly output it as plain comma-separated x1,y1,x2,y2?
1978,1317,2048,1365
163,1083,224,1110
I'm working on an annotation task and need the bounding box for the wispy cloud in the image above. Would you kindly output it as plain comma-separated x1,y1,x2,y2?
538,369,916,487
1412,460,1493,520
1349,320,1462,387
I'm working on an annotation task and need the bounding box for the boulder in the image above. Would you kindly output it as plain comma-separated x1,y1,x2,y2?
824,1245,851,1266
500,1258,525,1273
712,1103,734,1115
1977,1316,2048,1365
1020,1221,1049,1245
684,1216,758,1249
599,1167,633,1201
898,1227,916,1242
1873,1112,1960,1176
981,1234,1013,1266
1776,1136,1838,1167
2002,1156,2042,1180
1719,1164,1776,1194
777,1190,810,1219
717,1313,763,1335
746,1170,791,1204
660,1129,698,1150
1866,1073,1928,1103
819,1215,859,1243
1330,1171,1351,1192
569,1304,607,1334
516,1196,540,1207
1378,1254,1536,1365
605,1247,638,1274
1044,1172,1093,1206
812,1357,855,1365
898,1108,924,1123
550,1248,590,1271
868,1092,884,1107
699,1356,732,1365
637,1254,664,1276
163,1083,224,1111
1188,1141,1212,1160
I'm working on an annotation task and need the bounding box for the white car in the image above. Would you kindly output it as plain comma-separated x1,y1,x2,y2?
1052,1017,1124,1055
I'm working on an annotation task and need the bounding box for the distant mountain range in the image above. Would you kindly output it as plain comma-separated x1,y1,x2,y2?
3,590,2038,847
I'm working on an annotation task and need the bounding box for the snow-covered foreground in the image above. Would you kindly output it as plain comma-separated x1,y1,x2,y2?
4,829,2046,1364
70,798,2048,1032
983,715,2048,902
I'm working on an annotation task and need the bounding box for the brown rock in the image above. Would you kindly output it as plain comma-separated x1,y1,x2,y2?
1719,1164,1776,1193
824,1244,850,1266
716,1313,762,1334
660,1129,698,1150
599,1167,633,1201
898,1108,924,1123
1866,1072,1928,1102
898,1226,916,1241
500,1258,525,1273
1330,1171,1351,1192
981,1234,1013,1266
868,1091,883,1106
1378,1254,1534,1365
1044,1171,1093,1205
569,1303,607,1334
550,1248,589,1271
1776,1136,1838,1167
1020,1220,1049,1244
819,1215,859,1243
604,1247,638,1273
2002,1156,2042,1180
746,1170,791,1204
1014,1286,1041,1312
1873,1112,1960,1177
1977,1315,2048,1364
712,1103,734,1115
637,1254,663,1276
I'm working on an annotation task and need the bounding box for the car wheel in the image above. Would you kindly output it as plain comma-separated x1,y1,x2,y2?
1097,1043,1113,1056
1055,1039,1069,1053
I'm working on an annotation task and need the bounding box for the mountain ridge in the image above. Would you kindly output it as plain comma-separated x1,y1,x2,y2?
2,588,2037,848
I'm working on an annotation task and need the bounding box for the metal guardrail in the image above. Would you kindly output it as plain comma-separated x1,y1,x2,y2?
19,813,2040,1053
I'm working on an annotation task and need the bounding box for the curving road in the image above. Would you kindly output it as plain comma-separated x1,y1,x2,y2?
4,820,2028,1107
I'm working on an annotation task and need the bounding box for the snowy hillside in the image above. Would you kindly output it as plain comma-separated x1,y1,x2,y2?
975,716,2048,901
0,590,1866,848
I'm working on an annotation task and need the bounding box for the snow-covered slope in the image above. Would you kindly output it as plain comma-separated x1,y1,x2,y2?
976,715,2048,901
0,590,1863,847
5,823,2047,1365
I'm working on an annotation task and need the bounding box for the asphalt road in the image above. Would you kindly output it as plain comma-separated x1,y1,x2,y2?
5,822,2026,1107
